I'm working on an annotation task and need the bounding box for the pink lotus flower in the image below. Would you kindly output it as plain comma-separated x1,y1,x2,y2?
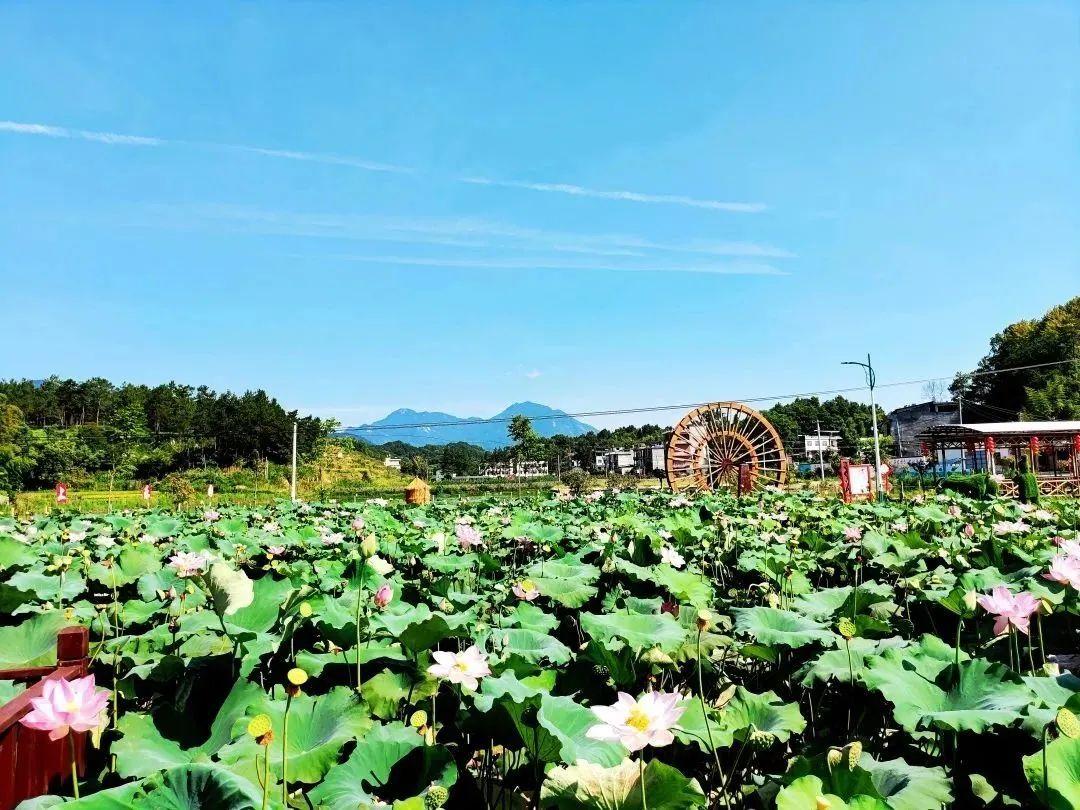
267,545,286,556
203,510,220,522
455,523,484,550
168,551,211,578
586,691,686,752
373,584,393,609
962,524,975,538
512,580,540,601
948,505,962,518
977,585,1040,636
351,517,365,533
1045,554,1080,590
843,526,863,543
428,645,491,691
1056,538,1080,558
20,675,110,741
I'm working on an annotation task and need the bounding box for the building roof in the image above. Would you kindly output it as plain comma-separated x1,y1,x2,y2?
918,421,1080,442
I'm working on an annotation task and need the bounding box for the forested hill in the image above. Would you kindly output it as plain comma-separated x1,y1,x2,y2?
0,377,327,491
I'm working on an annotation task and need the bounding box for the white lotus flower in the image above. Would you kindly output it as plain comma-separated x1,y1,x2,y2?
660,546,686,569
586,691,686,752
427,645,491,691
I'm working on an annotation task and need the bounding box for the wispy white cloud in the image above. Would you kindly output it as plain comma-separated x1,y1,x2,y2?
0,120,162,146
138,204,795,261
219,145,413,174
461,176,766,213
3,120,767,213
319,253,785,276
524,369,543,379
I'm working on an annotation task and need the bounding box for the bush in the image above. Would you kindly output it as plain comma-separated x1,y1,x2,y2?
1016,456,1040,504
161,473,196,509
940,473,990,499
563,469,588,496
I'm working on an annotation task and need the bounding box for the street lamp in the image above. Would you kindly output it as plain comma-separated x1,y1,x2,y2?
842,354,884,500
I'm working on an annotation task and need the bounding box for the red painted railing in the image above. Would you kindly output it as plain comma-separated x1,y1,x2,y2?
0,626,90,810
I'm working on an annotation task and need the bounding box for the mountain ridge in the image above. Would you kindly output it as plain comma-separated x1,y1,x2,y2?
339,401,595,449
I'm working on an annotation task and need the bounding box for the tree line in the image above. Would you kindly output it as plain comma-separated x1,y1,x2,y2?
0,377,327,494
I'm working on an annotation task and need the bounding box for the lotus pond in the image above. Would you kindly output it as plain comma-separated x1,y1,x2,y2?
3,490,1080,809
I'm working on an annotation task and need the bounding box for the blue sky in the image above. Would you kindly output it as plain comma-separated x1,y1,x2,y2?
1,2,1077,430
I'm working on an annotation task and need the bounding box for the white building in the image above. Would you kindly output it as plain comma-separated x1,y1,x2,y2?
478,460,550,478
383,456,402,470
803,433,840,457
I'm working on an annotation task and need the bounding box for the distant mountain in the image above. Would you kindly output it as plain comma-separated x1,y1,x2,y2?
339,402,595,450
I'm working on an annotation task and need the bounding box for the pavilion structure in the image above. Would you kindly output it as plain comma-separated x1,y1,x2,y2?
918,421,1080,498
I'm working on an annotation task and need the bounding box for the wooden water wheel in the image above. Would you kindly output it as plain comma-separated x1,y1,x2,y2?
666,402,787,493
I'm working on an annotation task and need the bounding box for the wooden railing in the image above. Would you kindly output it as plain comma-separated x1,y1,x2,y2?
0,626,90,810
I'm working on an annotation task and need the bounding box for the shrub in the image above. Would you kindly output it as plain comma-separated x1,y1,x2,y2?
563,469,588,496
940,473,990,499
161,473,196,509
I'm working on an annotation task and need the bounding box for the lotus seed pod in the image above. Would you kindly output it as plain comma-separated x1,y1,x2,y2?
846,740,862,770
425,785,450,809
287,667,309,686
747,728,775,751
1058,708,1080,739
298,601,313,618
695,609,713,632
410,710,428,729
247,714,272,739
837,618,857,640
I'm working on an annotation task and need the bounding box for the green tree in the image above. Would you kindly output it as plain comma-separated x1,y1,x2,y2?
953,295,1080,419
508,415,539,462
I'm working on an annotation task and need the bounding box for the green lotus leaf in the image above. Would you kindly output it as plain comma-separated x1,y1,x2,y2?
732,607,834,649
205,561,254,617
139,763,266,809
580,611,687,653
864,654,1031,733
540,758,706,809
537,693,626,767
1024,735,1080,810
0,611,68,668
308,722,456,810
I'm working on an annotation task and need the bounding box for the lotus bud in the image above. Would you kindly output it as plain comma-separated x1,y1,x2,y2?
360,533,379,558
962,591,979,613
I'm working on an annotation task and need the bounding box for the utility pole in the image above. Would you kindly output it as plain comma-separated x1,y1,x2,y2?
290,421,298,502
815,420,826,482
842,354,884,500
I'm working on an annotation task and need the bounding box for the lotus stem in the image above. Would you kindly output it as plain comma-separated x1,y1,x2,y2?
68,733,79,799
639,756,647,810
282,691,293,805
696,628,723,776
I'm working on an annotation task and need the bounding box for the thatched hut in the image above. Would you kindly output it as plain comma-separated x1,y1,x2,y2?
404,477,432,505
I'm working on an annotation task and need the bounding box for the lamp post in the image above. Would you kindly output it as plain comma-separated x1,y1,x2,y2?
842,354,884,500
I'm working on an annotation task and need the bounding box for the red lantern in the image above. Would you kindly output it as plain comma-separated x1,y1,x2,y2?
985,436,996,454
1073,434,1080,454
1030,436,1040,455
919,442,930,457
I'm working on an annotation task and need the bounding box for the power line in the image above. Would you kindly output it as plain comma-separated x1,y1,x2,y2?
347,357,1080,433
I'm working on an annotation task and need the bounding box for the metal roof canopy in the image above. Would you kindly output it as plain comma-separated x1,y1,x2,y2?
919,421,1080,444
